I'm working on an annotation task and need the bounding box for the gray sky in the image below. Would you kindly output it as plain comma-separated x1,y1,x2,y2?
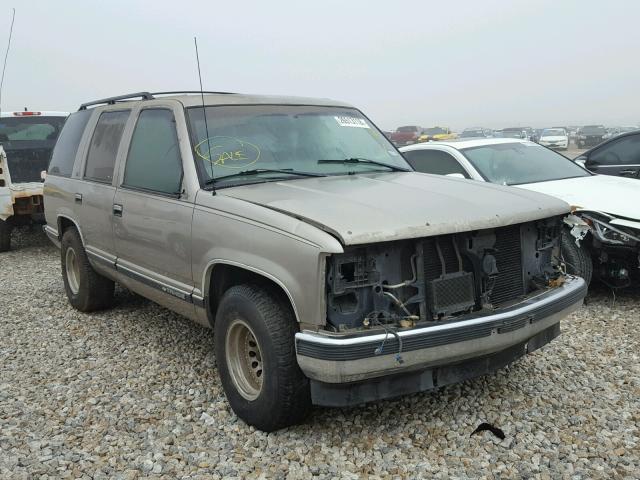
1,0,639,130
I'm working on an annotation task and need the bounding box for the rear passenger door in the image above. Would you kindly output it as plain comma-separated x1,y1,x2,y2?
585,134,640,179
112,107,195,315
74,109,131,266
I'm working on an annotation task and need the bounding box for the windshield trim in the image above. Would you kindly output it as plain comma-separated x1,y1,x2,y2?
459,142,593,185
184,103,409,189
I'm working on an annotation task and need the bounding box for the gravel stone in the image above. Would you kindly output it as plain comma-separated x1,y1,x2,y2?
1,227,639,478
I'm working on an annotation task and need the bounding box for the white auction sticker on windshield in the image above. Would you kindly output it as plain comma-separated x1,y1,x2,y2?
334,116,370,128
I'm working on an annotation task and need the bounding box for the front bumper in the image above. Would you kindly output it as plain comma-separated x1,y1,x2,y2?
295,276,586,385
540,141,568,149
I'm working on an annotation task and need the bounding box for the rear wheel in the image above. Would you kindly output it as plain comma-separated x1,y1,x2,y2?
0,219,11,252
561,228,593,285
61,228,115,311
214,284,311,431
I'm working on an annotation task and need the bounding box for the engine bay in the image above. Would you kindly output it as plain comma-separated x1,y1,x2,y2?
325,216,564,332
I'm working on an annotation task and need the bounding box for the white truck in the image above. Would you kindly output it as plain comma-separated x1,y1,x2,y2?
0,111,68,250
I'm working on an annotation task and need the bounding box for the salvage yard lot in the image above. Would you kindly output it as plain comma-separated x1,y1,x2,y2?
1,230,639,479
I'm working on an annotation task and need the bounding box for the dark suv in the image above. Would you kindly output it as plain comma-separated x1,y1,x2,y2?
576,125,607,148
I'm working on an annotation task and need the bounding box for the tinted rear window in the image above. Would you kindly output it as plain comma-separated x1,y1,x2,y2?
0,116,66,143
84,110,130,183
48,110,92,177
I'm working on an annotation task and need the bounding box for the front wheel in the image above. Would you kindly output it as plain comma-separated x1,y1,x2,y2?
561,228,593,285
214,284,311,431
61,228,115,311
0,219,11,252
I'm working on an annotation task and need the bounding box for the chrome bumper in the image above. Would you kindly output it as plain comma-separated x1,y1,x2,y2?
295,276,587,384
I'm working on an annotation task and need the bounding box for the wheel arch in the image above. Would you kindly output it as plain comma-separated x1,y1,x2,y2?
57,215,85,244
203,260,301,327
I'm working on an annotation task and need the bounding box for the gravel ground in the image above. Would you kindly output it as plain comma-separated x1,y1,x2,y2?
1,228,639,479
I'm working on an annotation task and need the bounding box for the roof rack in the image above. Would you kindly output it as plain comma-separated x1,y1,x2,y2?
151,91,235,96
78,92,155,111
78,91,237,111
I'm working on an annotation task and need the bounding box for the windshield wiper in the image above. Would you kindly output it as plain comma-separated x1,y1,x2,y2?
203,168,324,188
317,157,411,172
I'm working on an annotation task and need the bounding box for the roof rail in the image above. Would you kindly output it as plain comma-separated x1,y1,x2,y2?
78,92,155,111
151,91,236,96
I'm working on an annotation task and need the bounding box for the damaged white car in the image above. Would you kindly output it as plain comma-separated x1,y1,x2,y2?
0,111,68,251
402,138,640,286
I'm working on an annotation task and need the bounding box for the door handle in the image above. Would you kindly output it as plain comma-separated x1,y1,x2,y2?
74,193,83,204
620,169,638,175
113,204,123,217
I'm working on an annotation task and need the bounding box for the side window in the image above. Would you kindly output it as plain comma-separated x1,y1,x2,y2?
122,109,182,195
590,135,640,166
403,149,470,178
84,110,130,183
48,110,92,177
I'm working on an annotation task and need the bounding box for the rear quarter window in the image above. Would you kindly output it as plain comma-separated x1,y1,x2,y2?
84,110,130,183
48,111,92,177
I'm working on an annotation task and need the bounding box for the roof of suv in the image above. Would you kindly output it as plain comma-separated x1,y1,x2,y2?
78,91,353,111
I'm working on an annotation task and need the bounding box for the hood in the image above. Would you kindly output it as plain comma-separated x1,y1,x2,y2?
219,172,569,245
517,175,640,221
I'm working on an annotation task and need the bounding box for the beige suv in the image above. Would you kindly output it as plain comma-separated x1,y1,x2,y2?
44,91,587,431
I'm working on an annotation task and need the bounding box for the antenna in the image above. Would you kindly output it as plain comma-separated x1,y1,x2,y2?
0,8,16,116
194,36,215,192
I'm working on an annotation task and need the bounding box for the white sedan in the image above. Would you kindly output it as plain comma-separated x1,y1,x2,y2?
538,128,569,150
400,138,640,287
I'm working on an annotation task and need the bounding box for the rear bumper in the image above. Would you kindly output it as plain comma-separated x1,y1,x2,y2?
295,276,586,385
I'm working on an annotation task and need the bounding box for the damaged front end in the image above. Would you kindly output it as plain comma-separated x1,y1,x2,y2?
295,215,587,406
325,216,566,332
565,211,640,286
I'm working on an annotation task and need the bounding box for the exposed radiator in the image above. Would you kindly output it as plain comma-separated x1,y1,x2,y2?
489,225,525,306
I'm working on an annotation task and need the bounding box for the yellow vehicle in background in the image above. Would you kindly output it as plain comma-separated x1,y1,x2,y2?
418,126,457,142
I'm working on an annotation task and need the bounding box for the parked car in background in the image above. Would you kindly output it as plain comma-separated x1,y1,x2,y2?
401,138,640,287
44,91,586,431
458,127,492,139
417,126,456,142
0,110,68,251
538,128,569,150
604,126,639,140
576,125,606,148
575,130,640,180
498,127,528,140
390,125,422,145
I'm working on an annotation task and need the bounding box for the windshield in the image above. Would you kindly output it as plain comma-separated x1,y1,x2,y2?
186,105,409,186
397,126,418,133
460,142,589,185
0,116,66,147
541,128,566,137
581,126,606,135
423,127,447,135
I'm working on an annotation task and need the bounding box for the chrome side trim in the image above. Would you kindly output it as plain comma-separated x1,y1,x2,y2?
43,225,60,248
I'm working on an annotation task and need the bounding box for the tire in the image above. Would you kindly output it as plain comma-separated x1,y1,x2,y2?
61,228,115,311
561,228,593,285
214,284,311,431
0,219,11,252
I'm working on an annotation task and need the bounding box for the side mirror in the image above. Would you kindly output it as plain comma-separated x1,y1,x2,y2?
40,170,47,181
574,157,587,168
446,173,466,179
